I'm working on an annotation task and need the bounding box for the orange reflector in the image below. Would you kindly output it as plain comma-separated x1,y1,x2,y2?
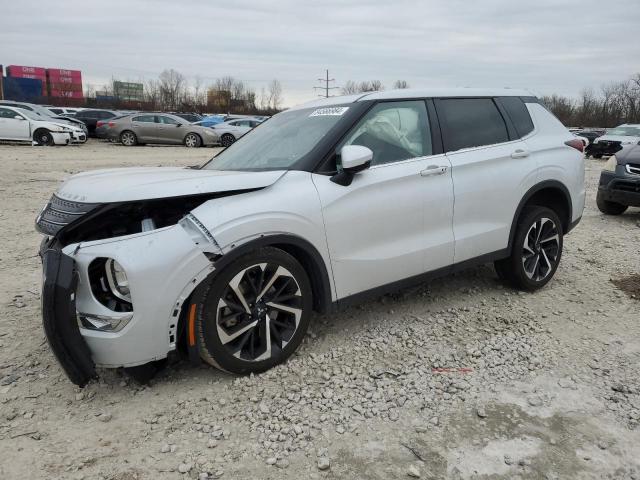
188,304,197,347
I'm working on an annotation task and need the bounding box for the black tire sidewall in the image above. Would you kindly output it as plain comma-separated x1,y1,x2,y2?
195,247,313,374
508,206,564,291
34,129,53,146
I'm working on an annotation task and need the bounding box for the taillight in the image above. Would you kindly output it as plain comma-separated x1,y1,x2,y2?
96,121,104,127
108,121,115,127
565,138,584,152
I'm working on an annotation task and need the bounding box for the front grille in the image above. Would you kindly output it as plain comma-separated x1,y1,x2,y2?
36,195,99,236
627,164,640,176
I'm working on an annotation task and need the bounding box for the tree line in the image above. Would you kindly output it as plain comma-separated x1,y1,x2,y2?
542,73,640,127
84,69,284,115
341,79,409,94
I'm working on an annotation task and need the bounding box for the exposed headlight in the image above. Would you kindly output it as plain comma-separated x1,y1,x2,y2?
603,156,617,172
105,258,131,302
78,312,133,332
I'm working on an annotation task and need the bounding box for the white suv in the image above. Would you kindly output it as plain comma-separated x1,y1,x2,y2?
36,88,585,386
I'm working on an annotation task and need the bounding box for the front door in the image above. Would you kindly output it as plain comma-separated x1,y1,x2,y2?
0,108,31,140
313,100,455,299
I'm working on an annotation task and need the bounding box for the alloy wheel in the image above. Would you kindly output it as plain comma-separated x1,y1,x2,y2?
522,217,560,281
185,133,198,148
221,134,234,147
121,132,135,146
215,263,303,362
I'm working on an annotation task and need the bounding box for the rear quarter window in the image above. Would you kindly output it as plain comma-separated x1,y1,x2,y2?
437,98,509,151
499,97,534,138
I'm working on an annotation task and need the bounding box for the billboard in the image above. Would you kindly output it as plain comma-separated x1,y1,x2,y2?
2,77,44,101
114,81,144,101
7,65,47,95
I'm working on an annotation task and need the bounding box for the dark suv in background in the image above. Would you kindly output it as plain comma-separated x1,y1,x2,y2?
597,144,640,215
74,109,118,136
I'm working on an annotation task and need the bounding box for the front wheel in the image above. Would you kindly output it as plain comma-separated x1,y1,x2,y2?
193,247,312,374
596,191,628,215
220,133,235,148
184,133,202,148
495,206,563,291
33,129,54,146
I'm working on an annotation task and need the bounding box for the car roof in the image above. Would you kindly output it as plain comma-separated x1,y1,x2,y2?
289,87,535,111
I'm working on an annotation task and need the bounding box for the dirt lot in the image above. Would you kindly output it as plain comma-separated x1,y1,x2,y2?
0,140,639,480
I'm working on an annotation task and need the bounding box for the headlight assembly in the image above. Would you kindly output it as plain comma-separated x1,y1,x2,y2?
603,156,617,172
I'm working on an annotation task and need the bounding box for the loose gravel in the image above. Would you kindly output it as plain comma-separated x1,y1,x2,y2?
0,140,639,479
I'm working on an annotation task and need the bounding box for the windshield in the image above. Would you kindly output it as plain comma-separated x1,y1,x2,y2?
203,106,350,171
607,126,640,136
15,108,41,121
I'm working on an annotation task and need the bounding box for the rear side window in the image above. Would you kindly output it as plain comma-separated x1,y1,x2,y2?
133,115,155,123
437,98,509,151
499,97,534,138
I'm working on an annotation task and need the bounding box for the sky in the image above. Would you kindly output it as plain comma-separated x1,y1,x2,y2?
1,0,639,108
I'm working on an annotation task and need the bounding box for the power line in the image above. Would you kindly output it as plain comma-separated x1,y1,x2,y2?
313,69,339,98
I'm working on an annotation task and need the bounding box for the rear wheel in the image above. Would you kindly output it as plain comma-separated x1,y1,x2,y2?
221,133,235,148
193,247,312,374
120,130,137,146
596,191,628,215
495,206,563,291
184,133,202,148
33,129,54,146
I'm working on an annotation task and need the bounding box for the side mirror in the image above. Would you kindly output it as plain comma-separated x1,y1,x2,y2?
175,123,182,127
331,145,372,186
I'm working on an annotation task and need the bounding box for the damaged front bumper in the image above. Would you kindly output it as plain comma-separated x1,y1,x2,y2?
40,241,96,386
39,225,216,386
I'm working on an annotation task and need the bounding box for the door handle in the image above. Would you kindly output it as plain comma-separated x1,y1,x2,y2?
511,149,530,159
420,165,448,177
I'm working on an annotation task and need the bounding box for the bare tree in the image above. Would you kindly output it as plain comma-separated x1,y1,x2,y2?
341,80,360,95
268,79,283,110
369,80,384,91
393,80,410,89
158,69,186,110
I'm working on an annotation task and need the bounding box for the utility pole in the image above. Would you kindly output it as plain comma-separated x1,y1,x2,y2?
0,65,4,100
313,69,339,98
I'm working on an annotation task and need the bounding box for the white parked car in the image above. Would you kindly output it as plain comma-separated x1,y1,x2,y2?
211,118,263,147
36,88,585,386
0,106,84,145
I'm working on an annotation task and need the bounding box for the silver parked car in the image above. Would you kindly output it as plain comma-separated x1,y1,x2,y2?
109,113,219,147
208,118,263,147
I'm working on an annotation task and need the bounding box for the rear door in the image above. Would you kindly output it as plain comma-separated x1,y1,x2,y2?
313,100,455,299
130,115,158,142
435,97,537,263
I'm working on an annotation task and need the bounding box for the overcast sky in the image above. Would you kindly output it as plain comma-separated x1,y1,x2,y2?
2,0,639,107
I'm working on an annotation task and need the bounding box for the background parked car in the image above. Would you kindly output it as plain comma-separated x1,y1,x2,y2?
573,128,605,144
0,100,88,140
0,106,82,145
74,109,119,136
195,115,226,127
47,107,85,117
108,113,219,147
211,117,262,147
171,112,203,123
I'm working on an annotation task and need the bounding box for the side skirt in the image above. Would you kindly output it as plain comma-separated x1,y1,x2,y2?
333,249,509,311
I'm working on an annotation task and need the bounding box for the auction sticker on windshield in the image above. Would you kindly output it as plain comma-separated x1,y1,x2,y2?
309,107,349,117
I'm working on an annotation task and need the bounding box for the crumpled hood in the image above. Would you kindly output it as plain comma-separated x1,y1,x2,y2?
595,134,640,144
56,167,287,203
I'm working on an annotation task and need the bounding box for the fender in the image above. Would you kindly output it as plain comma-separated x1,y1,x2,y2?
507,180,573,253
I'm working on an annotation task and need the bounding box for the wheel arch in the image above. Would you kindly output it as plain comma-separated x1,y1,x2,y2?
508,181,572,253
185,131,203,144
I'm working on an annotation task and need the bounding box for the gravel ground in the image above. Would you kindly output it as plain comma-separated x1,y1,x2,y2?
0,140,639,480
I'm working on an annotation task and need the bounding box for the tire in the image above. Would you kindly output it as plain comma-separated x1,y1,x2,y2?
494,206,563,291
220,133,235,148
184,132,202,148
120,130,137,146
596,191,628,215
193,247,313,374
33,129,54,146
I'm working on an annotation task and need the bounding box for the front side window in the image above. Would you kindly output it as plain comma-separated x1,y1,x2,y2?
338,101,432,166
438,98,509,151
204,106,349,171
158,116,180,125
0,108,20,119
